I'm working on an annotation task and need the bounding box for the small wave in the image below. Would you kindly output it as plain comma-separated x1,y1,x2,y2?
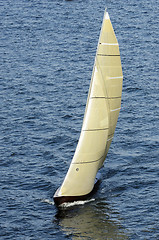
41,199,55,205
59,198,95,208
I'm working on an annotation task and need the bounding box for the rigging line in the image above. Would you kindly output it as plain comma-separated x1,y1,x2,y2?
82,9,108,129
95,56,111,113
95,56,112,140
84,7,107,108
81,62,96,128
107,136,113,142
108,133,114,137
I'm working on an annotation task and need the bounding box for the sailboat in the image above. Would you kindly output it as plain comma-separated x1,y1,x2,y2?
54,9,123,206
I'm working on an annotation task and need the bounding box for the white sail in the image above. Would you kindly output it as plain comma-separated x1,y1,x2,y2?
55,10,123,199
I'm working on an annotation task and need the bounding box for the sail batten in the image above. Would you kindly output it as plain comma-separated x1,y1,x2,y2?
109,76,123,79
110,107,121,112
100,43,119,45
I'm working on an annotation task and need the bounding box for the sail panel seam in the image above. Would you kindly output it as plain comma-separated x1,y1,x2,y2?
72,156,104,164
82,128,108,132
97,54,120,56
90,96,121,99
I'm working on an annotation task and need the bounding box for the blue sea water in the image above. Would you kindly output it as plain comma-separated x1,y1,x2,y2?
0,0,159,239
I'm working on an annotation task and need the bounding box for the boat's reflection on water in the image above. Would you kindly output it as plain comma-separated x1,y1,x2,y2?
54,199,129,239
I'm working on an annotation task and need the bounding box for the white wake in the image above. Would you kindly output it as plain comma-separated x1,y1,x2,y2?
59,198,95,208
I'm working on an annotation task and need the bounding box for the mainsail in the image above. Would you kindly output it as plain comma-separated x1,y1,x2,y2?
54,10,123,203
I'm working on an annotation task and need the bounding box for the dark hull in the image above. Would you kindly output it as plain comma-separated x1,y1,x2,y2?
53,174,101,206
